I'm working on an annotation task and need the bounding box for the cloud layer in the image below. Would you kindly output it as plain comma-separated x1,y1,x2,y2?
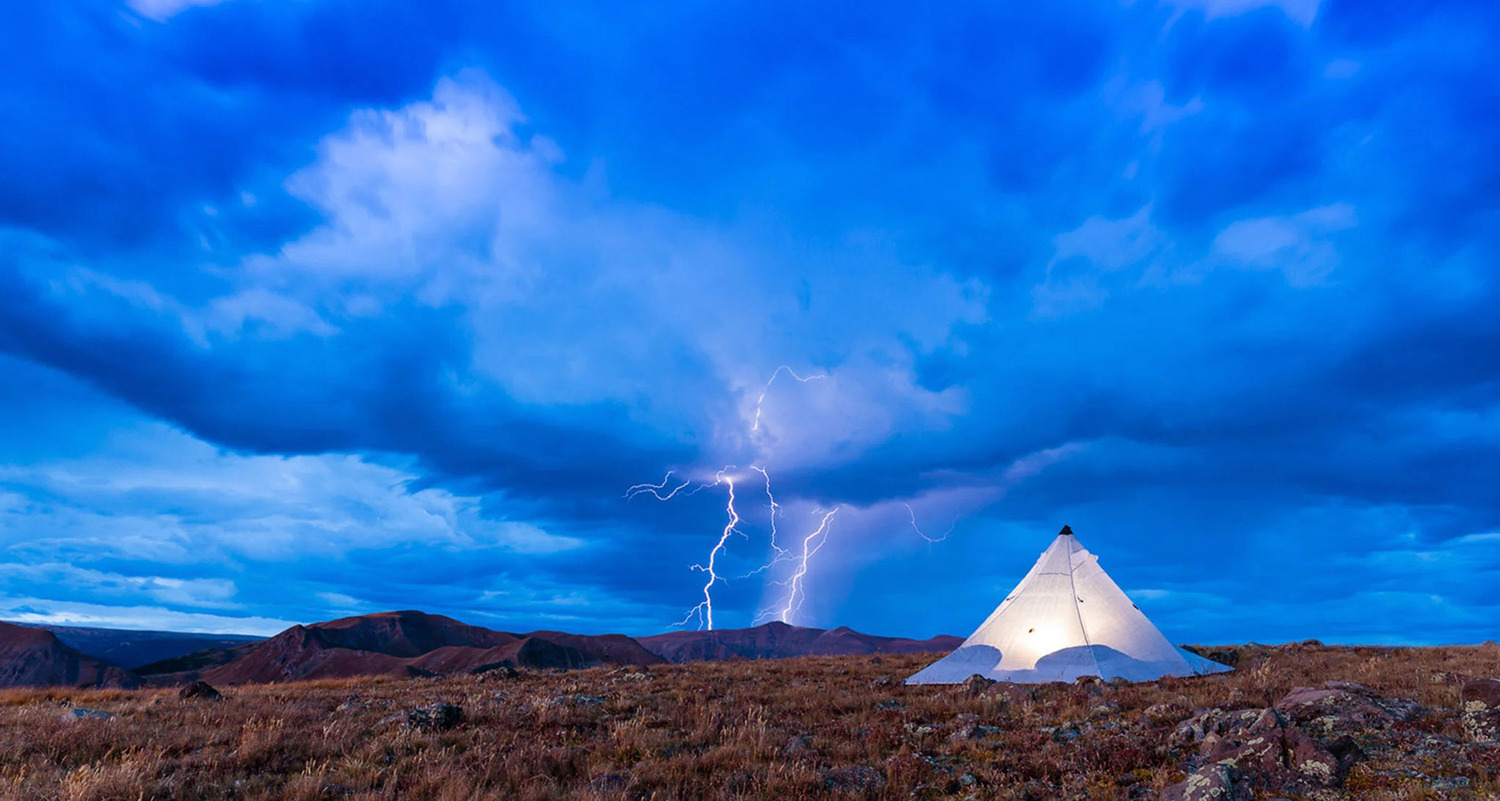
0,0,1496,643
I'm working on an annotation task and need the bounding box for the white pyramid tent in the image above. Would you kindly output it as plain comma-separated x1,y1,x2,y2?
907,526,1231,684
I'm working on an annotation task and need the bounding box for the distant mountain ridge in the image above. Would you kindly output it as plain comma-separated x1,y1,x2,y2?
0,612,962,688
638,621,963,663
14,623,262,670
137,610,665,685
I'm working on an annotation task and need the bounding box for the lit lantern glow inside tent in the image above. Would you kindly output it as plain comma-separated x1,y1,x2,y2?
906,526,1232,684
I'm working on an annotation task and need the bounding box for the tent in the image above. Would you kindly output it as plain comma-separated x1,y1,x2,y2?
907,525,1231,684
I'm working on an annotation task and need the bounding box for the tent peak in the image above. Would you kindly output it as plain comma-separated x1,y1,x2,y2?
1058,525,1074,537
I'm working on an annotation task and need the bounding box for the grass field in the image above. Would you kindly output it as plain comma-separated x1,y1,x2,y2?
3,643,1498,800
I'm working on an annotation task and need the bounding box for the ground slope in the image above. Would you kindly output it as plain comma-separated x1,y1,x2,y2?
0,621,139,689
5,643,1496,799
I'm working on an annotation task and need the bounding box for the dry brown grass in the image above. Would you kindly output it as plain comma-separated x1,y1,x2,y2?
2,643,1497,800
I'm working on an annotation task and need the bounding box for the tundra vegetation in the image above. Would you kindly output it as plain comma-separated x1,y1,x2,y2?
3,643,1498,800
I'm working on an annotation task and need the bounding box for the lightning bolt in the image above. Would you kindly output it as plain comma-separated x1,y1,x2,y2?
905,502,956,544
635,365,954,632
751,365,826,432
778,506,839,624
662,467,742,630
751,466,786,556
697,469,741,630
729,466,793,582
625,472,692,501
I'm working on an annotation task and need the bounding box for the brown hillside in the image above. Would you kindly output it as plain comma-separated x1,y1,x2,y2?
525,630,664,666
638,620,962,663
144,611,662,685
0,621,138,689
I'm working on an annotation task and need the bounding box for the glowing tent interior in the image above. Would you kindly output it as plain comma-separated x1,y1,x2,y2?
906,526,1232,684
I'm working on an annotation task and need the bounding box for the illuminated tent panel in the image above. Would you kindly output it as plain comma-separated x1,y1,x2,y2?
906,526,1231,684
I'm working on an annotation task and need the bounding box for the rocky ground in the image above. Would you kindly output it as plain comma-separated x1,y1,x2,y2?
1,642,1497,799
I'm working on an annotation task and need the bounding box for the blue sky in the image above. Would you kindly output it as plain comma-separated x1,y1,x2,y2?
1,0,1497,643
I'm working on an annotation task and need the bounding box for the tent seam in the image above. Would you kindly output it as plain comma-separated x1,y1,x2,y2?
1064,537,1103,679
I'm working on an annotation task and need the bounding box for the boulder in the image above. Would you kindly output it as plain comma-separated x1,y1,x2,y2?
951,723,1004,741
1173,708,1265,748
1175,708,1350,794
961,674,994,695
406,702,464,732
721,770,755,794
1090,700,1123,718
178,680,223,701
1273,682,1421,737
1074,675,1108,699
1049,723,1082,743
1162,764,1244,801
64,708,114,721
587,774,627,793
1205,648,1240,667
822,765,886,791
1325,734,1367,769
1145,702,1191,725
986,681,1035,706
545,694,604,707
473,663,519,679
1461,679,1500,743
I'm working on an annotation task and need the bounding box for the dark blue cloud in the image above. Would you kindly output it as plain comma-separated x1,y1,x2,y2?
0,0,1496,643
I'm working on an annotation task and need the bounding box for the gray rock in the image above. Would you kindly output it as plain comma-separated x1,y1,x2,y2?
1185,707,1351,793
989,681,1035,705
1461,679,1500,742
473,663,520,679
64,708,114,721
1162,764,1243,801
546,693,604,707
406,702,463,731
1074,675,1108,698
1273,683,1422,737
961,674,994,695
1050,723,1082,742
1145,702,1190,724
587,774,627,793
822,765,886,791
178,680,223,701
951,723,1004,740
